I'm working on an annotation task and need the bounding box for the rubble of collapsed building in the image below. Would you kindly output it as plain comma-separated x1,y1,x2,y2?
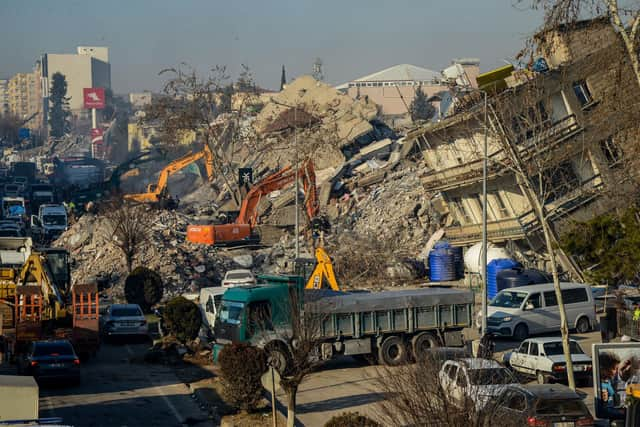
50,74,451,294
408,18,640,278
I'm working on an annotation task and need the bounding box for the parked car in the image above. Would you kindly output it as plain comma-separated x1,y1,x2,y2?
17,340,81,383
505,337,592,385
421,346,471,366
485,384,594,427
101,304,148,337
439,358,518,410
221,269,256,288
486,282,596,341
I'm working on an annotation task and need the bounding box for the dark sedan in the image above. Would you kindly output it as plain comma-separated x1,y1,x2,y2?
18,340,81,384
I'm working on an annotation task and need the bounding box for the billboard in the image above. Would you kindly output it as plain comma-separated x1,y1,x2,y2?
593,342,640,421
83,88,105,109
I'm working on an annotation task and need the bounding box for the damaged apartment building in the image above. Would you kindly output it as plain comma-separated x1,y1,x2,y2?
407,18,640,277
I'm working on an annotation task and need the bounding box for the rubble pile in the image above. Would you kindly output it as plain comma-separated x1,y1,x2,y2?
54,210,235,300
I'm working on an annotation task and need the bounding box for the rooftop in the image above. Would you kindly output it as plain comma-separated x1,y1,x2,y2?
352,63,441,83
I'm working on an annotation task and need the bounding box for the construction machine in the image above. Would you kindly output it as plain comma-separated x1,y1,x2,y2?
124,144,215,206
297,247,340,291
186,160,318,246
0,248,99,360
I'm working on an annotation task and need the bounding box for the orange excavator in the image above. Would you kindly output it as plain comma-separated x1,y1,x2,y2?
124,144,215,206
187,160,319,246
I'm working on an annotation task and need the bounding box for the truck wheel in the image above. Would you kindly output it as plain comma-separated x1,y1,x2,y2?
267,345,291,375
412,332,440,361
513,324,528,341
536,371,547,384
576,317,590,334
379,336,407,366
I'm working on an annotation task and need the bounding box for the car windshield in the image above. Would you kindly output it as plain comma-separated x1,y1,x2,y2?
111,307,142,317
543,341,584,355
43,214,66,226
219,300,244,325
535,399,588,416
490,291,528,308
34,342,74,356
468,368,515,385
226,272,252,280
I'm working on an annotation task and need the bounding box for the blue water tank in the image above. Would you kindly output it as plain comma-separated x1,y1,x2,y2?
497,268,552,292
429,241,456,282
487,259,521,299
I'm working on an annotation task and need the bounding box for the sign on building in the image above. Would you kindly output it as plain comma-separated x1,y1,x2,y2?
83,88,105,109
238,168,253,186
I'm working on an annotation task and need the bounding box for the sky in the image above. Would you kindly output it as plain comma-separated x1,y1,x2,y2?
0,0,544,94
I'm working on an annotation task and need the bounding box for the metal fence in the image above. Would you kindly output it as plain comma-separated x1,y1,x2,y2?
617,309,640,340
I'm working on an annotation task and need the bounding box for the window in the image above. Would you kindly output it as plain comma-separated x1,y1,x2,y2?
492,193,511,218
205,296,215,314
528,342,539,356
456,370,468,387
561,288,588,304
544,291,558,307
446,364,458,380
506,391,527,411
246,300,273,338
531,161,580,203
600,136,623,167
526,293,542,309
449,197,474,225
516,342,529,354
573,80,593,107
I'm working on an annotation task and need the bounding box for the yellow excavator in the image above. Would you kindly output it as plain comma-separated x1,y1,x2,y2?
124,144,215,205
297,247,340,291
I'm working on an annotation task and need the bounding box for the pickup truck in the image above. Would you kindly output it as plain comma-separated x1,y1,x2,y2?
213,275,473,372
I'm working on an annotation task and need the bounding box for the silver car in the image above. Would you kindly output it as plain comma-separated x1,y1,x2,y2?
101,304,148,337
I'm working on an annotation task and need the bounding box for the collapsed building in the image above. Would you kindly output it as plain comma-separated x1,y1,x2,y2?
407,19,640,277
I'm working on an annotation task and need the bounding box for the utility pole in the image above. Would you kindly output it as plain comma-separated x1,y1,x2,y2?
481,91,488,336
294,104,299,259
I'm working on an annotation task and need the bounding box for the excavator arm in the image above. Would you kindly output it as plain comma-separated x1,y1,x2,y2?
124,144,215,204
304,247,340,291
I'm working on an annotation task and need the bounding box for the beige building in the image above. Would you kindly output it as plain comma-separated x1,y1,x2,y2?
7,71,41,129
42,46,111,116
129,92,153,110
408,19,639,276
0,80,8,116
338,60,480,123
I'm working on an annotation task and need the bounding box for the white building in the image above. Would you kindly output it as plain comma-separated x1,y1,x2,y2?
41,46,111,115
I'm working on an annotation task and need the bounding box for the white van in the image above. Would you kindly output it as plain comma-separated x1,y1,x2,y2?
486,282,596,341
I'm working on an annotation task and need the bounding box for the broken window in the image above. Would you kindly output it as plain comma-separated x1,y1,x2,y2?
450,197,474,224
600,136,623,167
492,193,511,219
531,161,580,203
572,80,593,107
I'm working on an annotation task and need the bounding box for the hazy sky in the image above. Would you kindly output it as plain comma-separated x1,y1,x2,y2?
1,0,543,93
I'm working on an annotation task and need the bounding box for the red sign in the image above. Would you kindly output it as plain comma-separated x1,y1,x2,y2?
83,88,105,109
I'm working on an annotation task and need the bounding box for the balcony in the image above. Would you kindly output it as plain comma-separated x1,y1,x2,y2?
421,115,583,192
444,218,527,245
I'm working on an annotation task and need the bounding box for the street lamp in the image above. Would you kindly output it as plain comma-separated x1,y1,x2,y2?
481,90,488,337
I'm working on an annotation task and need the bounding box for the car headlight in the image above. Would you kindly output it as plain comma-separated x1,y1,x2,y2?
500,316,512,323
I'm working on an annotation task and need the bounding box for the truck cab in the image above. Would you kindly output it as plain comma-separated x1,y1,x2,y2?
29,183,55,213
31,204,68,242
2,196,26,225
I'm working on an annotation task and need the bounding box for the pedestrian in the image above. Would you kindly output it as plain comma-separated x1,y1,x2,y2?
632,303,640,322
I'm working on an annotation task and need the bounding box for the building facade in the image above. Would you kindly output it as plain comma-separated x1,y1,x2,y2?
42,46,111,116
408,20,639,276
0,80,9,116
7,71,41,129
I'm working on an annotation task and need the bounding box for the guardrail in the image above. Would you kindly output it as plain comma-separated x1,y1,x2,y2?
617,310,640,340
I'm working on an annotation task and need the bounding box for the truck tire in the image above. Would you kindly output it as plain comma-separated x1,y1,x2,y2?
267,344,291,375
379,336,407,366
412,332,440,361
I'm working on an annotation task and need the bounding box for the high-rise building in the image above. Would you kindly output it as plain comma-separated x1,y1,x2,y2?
41,46,111,118
8,71,41,128
0,79,9,116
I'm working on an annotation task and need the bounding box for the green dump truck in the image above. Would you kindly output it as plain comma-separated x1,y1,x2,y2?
213,275,474,371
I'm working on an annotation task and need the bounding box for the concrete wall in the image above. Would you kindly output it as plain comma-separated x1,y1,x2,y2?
346,83,444,116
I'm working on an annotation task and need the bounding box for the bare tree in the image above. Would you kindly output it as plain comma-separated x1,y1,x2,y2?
143,64,261,206
264,287,327,427
375,356,519,427
102,200,152,272
521,0,640,88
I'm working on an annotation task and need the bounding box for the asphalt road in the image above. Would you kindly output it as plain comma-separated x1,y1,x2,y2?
39,339,211,427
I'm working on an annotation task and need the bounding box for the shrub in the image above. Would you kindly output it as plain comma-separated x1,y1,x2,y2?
325,412,380,427
124,267,163,313
218,343,267,412
163,296,202,343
